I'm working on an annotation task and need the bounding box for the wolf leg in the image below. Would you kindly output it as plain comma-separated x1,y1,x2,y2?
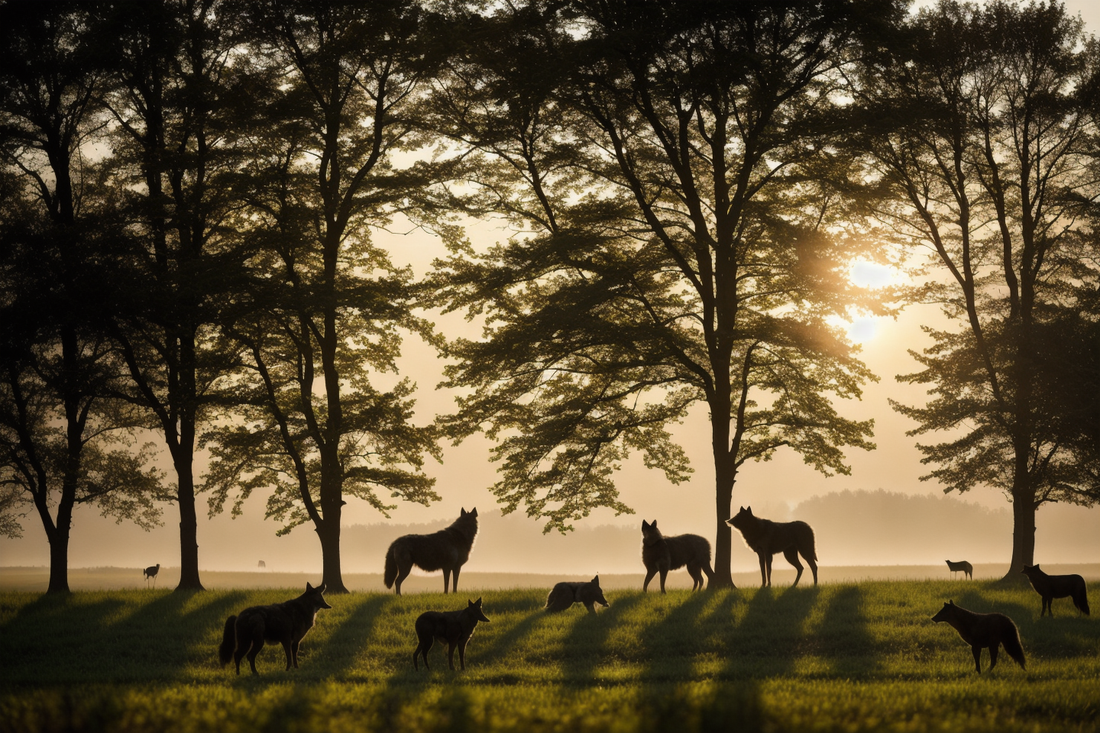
659,566,669,594
805,553,818,585
447,642,457,670
414,635,433,670
971,645,983,673
452,565,462,594
290,639,300,669
457,640,467,670
281,640,294,670
688,565,703,591
988,643,999,672
784,549,804,587
246,638,264,675
443,568,451,594
643,567,658,592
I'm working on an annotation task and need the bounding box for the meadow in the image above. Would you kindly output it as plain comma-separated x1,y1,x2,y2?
1,578,1098,733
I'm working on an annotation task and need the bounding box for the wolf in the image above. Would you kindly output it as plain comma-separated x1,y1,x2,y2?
946,559,973,580
218,582,331,675
641,520,713,593
931,600,1026,674
143,563,160,587
412,597,490,671
1021,564,1090,617
545,575,610,614
727,506,818,587
384,507,478,595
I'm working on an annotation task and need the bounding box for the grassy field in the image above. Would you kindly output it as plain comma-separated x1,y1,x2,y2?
1,579,1098,732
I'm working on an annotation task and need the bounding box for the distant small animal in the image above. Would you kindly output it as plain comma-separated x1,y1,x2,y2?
640,519,714,593
258,560,266,569
931,600,1026,674
218,582,331,675
545,575,610,614
1021,564,1090,617
946,560,973,580
726,506,818,587
413,597,490,671
143,563,160,587
384,508,479,595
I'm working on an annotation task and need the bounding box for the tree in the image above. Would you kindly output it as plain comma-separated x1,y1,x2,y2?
0,1,167,593
90,0,247,591
854,0,1100,577
203,0,443,593
432,0,895,586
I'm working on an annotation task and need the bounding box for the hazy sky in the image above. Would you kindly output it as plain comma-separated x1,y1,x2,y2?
3,0,1099,575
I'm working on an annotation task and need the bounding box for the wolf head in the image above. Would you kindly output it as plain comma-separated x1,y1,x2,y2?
582,575,610,608
725,506,755,532
304,582,333,611
1021,564,1043,579
467,597,490,623
641,519,663,543
931,600,959,624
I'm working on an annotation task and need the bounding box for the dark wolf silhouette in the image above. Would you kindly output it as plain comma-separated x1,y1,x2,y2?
545,575,610,614
218,582,331,675
143,563,160,587
1021,564,1090,617
946,559,973,580
384,508,478,595
413,597,490,671
641,520,713,593
727,506,818,587
931,600,1026,674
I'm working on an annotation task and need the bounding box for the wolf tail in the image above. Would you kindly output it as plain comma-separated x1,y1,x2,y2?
218,616,237,667
1073,585,1090,615
1002,623,1026,670
383,545,398,589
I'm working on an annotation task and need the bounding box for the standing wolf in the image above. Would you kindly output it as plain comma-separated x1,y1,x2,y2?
945,560,973,580
384,507,478,595
727,506,818,587
641,520,713,592
932,600,1026,674
1021,564,1090,617
545,575,610,614
412,597,490,671
218,582,331,675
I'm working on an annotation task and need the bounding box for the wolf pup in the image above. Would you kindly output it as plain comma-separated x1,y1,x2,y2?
932,600,1026,674
413,597,490,671
1021,564,1090,617
545,575,610,614
219,582,331,675
384,507,479,595
727,506,818,587
945,560,973,580
641,520,713,593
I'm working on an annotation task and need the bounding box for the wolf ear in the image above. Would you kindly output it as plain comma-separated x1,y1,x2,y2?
306,582,314,591
317,583,326,593
642,520,649,529
592,575,600,585
469,597,482,607
470,507,478,517
652,520,658,528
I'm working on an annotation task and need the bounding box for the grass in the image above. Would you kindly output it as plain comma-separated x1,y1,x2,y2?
1,580,1098,732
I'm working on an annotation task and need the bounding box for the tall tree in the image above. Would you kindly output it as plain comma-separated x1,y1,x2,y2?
0,1,166,593
432,0,895,586
97,0,245,590
854,0,1100,577
204,0,442,593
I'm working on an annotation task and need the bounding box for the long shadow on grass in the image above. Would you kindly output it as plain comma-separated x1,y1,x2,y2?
319,592,398,675
559,591,645,682
726,585,820,677
0,593,129,684
810,584,881,677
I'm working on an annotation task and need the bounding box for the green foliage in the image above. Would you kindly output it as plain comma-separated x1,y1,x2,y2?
2,581,1098,732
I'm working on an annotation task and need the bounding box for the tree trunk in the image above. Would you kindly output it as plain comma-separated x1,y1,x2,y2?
175,471,204,591
709,400,737,589
316,516,347,594
47,529,71,594
1004,480,1036,582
